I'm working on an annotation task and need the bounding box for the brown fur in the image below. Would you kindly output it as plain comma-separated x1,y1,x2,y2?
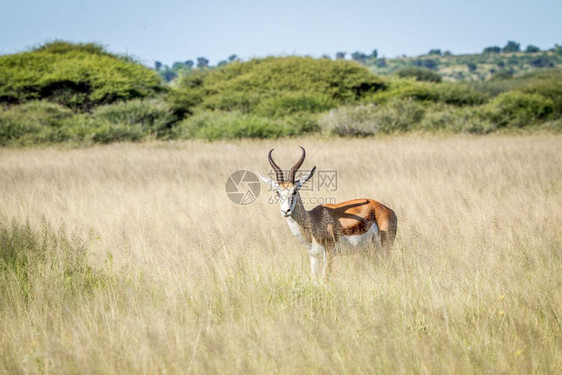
290,194,397,250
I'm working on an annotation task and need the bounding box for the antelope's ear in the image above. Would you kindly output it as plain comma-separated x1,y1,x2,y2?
255,171,279,190
296,166,316,189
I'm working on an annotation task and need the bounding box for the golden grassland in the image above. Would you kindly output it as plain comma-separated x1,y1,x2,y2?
0,135,561,374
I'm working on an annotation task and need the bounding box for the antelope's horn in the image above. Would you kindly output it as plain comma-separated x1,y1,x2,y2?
288,146,306,183
268,149,284,183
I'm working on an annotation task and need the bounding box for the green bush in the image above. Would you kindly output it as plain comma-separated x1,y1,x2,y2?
419,105,496,134
33,40,119,57
0,101,76,145
167,70,208,115
319,98,424,136
174,111,315,140
519,70,562,116
485,91,554,127
318,105,377,136
0,41,162,110
394,67,442,82
0,98,177,145
200,90,263,114
70,99,177,144
371,79,488,106
474,69,562,101
253,92,335,117
169,56,385,116
89,99,177,138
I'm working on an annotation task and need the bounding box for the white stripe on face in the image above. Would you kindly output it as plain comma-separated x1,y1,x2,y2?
278,186,298,217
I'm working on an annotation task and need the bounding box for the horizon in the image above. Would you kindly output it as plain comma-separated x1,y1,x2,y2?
1,0,561,66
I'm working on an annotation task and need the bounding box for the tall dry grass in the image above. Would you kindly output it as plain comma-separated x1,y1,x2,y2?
0,135,561,374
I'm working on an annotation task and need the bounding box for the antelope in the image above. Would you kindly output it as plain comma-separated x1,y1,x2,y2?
257,147,397,279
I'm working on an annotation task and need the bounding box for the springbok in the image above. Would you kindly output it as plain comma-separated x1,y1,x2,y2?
258,147,397,279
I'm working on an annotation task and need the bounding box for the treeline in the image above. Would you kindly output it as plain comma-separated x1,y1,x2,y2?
155,40,562,82
0,41,560,146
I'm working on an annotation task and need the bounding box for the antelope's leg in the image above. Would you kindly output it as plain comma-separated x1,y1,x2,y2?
309,254,322,279
322,248,334,280
308,242,326,279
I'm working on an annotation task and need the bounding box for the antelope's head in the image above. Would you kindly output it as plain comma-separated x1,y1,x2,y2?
258,147,316,217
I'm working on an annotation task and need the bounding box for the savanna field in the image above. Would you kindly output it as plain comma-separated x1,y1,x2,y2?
1,135,561,374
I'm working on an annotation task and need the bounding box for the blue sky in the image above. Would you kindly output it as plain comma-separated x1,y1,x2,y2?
1,0,561,66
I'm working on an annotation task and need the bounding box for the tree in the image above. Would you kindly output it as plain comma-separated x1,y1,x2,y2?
525,45,540,53
321,54,331,59
491,70,513,80
351,51,367,63
154,61,162,71
483,46,501,54
335,51,346,60
530,56,554,68
395,67,441,82
0,41,162,110
196,57,209,69
371,49,378,59
217,60,228,67
172,61,186,70
228,54,239,62
443,50,453,56
161,66,177,82
502,41,520,53
185,60,194,68
507,55,519,65
428,49,442,56
413,58,438,70
375,58,387,67
467,62,477,72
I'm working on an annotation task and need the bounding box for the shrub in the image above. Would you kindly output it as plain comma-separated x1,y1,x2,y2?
519,70,562,116
525,45,541,53
173,111,315,140
530,56,554,68
0,41,162,110
167,70,208,115
371,79,488,106
483,46,501,54
419,105,496,134
485,91,554,127
319,98,424,136
199,91,263,114
432,83,488,106
89,99,177,138
394,67,442,82
502,41,521,53
170,56,385,116
473,70,541,97
0,101,76,145
318,104,379,136
0,98,177,146
411,58,439,70
33,40,117,57
253,92,336,117
490,71,514,81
